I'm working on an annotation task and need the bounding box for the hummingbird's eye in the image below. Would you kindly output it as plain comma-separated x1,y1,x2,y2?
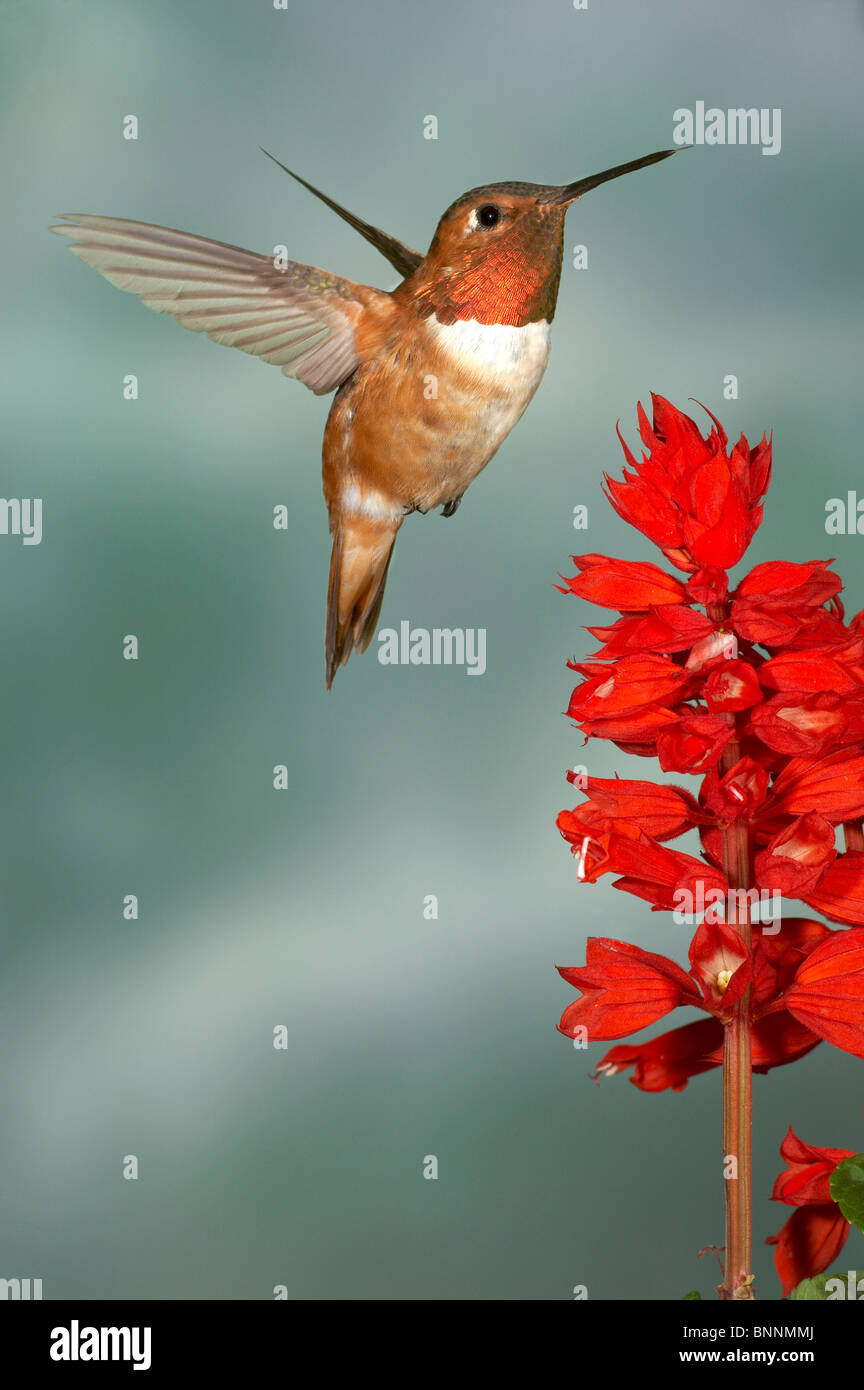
476,203,501,228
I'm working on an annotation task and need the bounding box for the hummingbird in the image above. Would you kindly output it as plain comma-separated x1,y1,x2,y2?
52,146,681,687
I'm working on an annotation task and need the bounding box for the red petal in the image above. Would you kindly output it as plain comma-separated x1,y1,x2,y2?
556,937,699,1040
803,852,864,926
596,1017,723,1092
704,659,762,713
767,1206,850,1297
755,814,836,896
566,555,687,610
782,926,864,1056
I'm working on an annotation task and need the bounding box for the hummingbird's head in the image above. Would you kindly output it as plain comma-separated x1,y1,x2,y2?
407,147,681,328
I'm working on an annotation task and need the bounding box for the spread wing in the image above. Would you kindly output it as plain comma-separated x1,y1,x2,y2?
51,214,389,395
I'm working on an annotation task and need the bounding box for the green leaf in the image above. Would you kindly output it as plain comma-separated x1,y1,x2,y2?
790,1273,830,1300
830,1154,864,1234
790,1270,864,1301
682,1290,702,1300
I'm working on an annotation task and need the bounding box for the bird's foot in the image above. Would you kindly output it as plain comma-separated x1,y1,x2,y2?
441,496,462,518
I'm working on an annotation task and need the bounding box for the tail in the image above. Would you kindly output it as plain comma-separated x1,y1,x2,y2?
326,513,402,689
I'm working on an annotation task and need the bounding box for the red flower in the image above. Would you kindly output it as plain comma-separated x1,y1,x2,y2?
560,554,687,610
748,692,851,756
596,1017,722,1093
703,659,762,713
558,920,759,1045
760,649,864,696
604,395,771,571
586,606,712,661
557,938,699,1040
768,1209,851,1297
557,814,727,911
766,750,864,824
656,712,733,773
585,919,831,1092
568,654,688,720
686,567,728,607
767,1129,854,1296
771,1130,854,1205
751,917,831,1000
802,852,864,926
596,1011,822,1094
688,918,750,1010
731,561,842,646
771,926,864,1056
702,756,769,821
754,813,836,896
562,774,700,841
749,1013,822,1072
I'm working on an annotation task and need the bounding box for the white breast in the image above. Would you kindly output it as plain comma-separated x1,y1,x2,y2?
428,315,551,389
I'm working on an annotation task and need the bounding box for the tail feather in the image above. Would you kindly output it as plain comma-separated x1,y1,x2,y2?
326,514,401,688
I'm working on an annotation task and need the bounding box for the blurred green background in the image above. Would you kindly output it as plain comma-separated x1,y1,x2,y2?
1,0,862,1300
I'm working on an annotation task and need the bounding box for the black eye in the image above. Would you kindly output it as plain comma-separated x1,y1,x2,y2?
477,203,501,228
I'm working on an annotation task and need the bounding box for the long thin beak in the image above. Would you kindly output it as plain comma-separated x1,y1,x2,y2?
540,147,685,205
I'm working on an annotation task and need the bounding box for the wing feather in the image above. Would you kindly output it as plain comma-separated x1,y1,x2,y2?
51,214,390,395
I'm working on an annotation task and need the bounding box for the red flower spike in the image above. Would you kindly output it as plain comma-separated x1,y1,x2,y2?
556,394,864,1301
556,937,700,1040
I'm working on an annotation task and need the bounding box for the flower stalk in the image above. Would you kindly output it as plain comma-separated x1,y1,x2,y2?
718,735,754,1298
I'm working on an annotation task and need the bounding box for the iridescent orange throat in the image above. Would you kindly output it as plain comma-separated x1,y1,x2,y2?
408,208,566,328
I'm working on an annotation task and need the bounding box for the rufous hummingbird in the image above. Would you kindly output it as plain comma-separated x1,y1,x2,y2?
52,146,681,686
